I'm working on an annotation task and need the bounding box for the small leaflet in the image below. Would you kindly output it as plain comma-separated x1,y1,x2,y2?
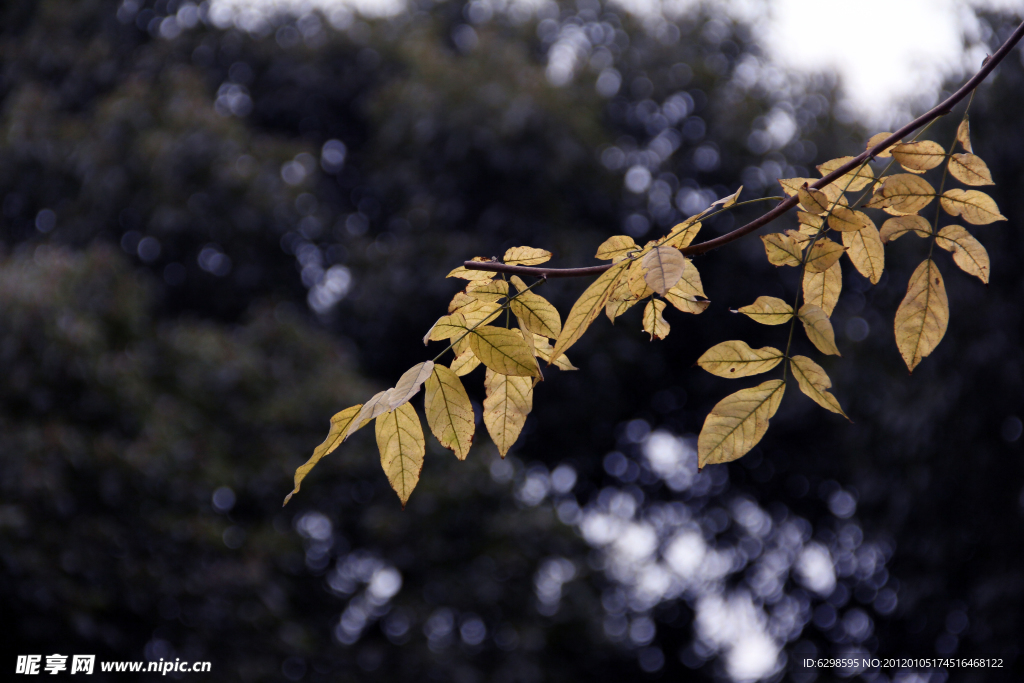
802,261,842,317
697,380,786,469
375,402,425,507
827,206,869,233
482,368,533,457
450,349,481,376
345,389,395,440
551,261,630,363
467,279,509,302
423,312,470,345
935,225,990,284
642,299,670,340
939,189,1006,225
697,340,783,378
462,302,503,328
798,185,831,216
663,289,710,315
762,232,803,267
673,259,706,297
447,257,496,281
948,153,994,186
817,157,875,192
865,132,896,157
284,404,363,506
509,275,562,338
642,246,686,296
388,361,435,411
804,238,845,274
595,235,637,261
798,211,824,235
605,277,639,323
956,117,972,153
469,326,542,378
789,356,849,419
662,220,702,249
503,246,552,266
891,141,946,174
735,296,793,325
448,291,483,315
708,186,743,210
865,174,936,214
895,259,948,372
424,365,475,460
798,304,840,356
842,221,885,285
879,215,931,243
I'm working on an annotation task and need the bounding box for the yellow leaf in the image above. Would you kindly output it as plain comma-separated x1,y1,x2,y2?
798,304,840,356
789,356,848,418
467,279,509,302
936,225,990,284
483,368,533,457
709,186,743,210
735,296,793,325
805,238,845,273
940,189,1006,224
697,340,783,377
450,349,480,376
605,277,640,323
283,404,362,506
423,312,469,344
803,261,842,317
532,335,578,370
827,206,870,232
447,259,495,281
779,177,846,206
879,215,931,243
891,140,946,173
375,402,425,507
817,157,874,191
762,232,803,267
895,259,948,372
503,246,552,266
345,389,395,440
866,132,896,157
798,211,824,235
842,220,885,284
948,153,993,187
865,174,935,213
956,117,972,153
662,220,702,249
551,261,630,362
388,361,435,410
595,235,638,261
448,291,484,315
462,302,503,328
697,380,786,468
798,185,831,215
627,260,655,299
508,276,562,338
674,259,706,297
470,325,541,378
642,299,670,340
424,365,475,460
642,246,686,296
663,289,710,315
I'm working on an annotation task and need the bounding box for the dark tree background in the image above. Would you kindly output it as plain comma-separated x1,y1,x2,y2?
2,1,1023,681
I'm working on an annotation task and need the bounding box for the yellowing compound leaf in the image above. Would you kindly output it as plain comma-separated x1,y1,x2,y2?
509,276,561,338
532,335,578,370
551,261,630,362
450,349,481,376
891,140,946,173
828,206,870,232
376,402,425,507
503,246,552,266
865,174,935,213
642,246,686,296
957,117,972,153
948,153,994,186
470,326,541,378
940,189,1006,224
466,279,509,302
735,296,793,325
388,361,435,411
697,380,786,468
798,185,831,215
697,340,783,378
798,304,840,356
805,238,845,273
762,232,803,267
842,221,885,284
483,368,533,457
346,390,394,440
284,404,362,506
424,365,475,460
789,356,848,418
936,225,990,284
595,235,638,261
895,259,948,372
662,220,702,249
879,215,931,243
642,299,670,340
663,289,710,315
866,132,896,157
817,157,875,191
803,261,842,317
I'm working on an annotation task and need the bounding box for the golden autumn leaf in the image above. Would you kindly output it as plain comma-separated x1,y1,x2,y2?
805,238,845,273
891,140,946,173
605,293,640,323
779,177,847,206
842,221,885,284
798,211,824,235
895,259,949,372
595,235,638,261
789,356,848,419
957,117,972,153
798,304,840,356
448,291,484,316
470,326,542,378
283,404,363,506
508,275,561,338
388,361,435,411
865,174,935,213
762,232,803,267
626,260,655,299
483,368,533,457
642,246,686,296
940,189,1006,224
532,335,578,370
423,312,470,344
948,153,994,186
424,364,475,460
866,132,896,157
735,296,794,325
503,246,552,266
345,389,395,440
642,299,670,340
376,402,425,507
936,225,990,284
673,259,705,297
817,156,875,191
663,289,710,315
879,215,931,243
798,185,831,215
446,258,495,281
697,340,783,378
697,380,786,468
467,279,509,302
462,302,503,328
802,261,842,317
662,220,702,249
450,349,481,376
827,206,870,232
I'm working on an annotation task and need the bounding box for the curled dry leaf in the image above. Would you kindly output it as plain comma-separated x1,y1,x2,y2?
735,296,793,325
895,259,948,372
709,186,743,210
595,235,637,261
789,356,848,419
697,380,786,468
802,261,842,317
424,365,475,460
940,189,1006,224
936,225,990,284
509,275,562,338
798,304,840,356
376,402,425,507
957,117,972,153
891,140,946,173
345,389,394,440
284,404,363,506
483,368,533,457
805,238,845,273
762,232,803,267
503,246,552,266
642,299,670,340
948,153,994,186
388,361,435,411
470,326,542,378
842,221,885,285
865,174,936,213
879,215,931,243
697,340,783,378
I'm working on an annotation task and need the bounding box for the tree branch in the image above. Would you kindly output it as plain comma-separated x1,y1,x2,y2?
466,18,1024,279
